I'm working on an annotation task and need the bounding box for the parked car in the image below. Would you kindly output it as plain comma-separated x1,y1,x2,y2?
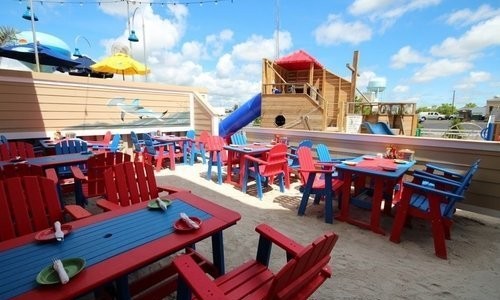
418,111,446,121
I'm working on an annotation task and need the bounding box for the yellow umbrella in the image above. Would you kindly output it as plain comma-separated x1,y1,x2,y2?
90,52,149,80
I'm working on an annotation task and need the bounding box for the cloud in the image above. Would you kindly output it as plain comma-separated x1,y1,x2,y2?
390,46,428,69
349,0,394,16
348,0,441,30
413,59,472,82
313,14,372,45
393,85,409,93
454,71,492,90
430,15,500,58
445,4,500,27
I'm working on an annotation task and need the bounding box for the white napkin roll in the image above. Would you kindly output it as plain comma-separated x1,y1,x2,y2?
54,221,64,240
53,259,70,284
180,213,200,229
156,198,167,211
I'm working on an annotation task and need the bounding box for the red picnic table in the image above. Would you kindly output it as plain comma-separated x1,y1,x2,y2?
223,143,272,187
335,155,415,234
0,191,241,300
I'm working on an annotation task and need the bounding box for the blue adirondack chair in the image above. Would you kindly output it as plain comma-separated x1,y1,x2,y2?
230,131,247,145
54,139,88,177
316,143,353,164
414,159,480,190
130,131,144,161
0,135,7,144
142,134,175,171
390,162,479,259
185,130,207,165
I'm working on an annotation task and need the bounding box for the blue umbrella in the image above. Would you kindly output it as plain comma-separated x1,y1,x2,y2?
57,55,114,78
0,43,79,69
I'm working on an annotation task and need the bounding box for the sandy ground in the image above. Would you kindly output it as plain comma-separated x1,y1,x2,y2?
83,162,500,300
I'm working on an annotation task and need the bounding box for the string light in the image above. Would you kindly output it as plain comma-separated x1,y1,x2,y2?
17,0,235,5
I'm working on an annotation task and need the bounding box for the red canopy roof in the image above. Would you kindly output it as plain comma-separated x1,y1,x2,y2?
275,50,323,70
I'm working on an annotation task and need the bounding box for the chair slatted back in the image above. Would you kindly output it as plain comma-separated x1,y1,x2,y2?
102,131,112,144
0,164,44,180
0,176,61,241
0,142,35,160
297,147,317,186
55,139,88,175
107,134,121,152
86,152,131,197
268,232,338,299
259,144,288,177
316,144,331,163
103,161,159,207
230,132,247,145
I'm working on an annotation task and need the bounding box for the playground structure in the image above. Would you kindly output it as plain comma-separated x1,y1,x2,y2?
259,50,352,131
219,50,419,137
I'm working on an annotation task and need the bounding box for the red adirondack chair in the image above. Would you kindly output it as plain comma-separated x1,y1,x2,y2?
204,135,228,184
297,147,343,224
71,152,132,206
172,224,339,300
0,141,35,161
0,176,91,241
241,143,289,199
96,161,187,211
0,163,44,179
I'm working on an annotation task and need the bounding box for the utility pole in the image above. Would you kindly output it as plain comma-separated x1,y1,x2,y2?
452,90,456,113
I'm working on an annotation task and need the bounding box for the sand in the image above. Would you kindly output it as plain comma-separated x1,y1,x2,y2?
86,162,500,300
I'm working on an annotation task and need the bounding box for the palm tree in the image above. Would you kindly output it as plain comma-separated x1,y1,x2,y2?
0,26,18,46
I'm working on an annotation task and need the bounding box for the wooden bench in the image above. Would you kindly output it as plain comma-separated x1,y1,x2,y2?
172,223,339,300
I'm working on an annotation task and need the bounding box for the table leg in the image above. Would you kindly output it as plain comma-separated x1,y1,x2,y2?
115,276,131,300
369,178,385,235
324,172,333,224
337,171,353,222
225,150,235,184
168,144,175,170
211,231,225,275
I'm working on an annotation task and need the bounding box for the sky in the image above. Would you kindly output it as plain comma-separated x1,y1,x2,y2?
1,0,499,109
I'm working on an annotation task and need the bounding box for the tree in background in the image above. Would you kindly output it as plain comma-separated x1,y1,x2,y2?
0,26,17,46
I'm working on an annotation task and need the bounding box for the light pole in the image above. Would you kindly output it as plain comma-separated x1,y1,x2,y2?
128,7,148,81
22,0,40,72
73,35,91,57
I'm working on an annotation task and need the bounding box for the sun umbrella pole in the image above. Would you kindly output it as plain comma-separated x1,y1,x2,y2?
28,0,40,72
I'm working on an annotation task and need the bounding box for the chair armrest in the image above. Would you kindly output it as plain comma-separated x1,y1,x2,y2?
413,173,461,189
96,199,122,211
414,170,462,184
255,224,304,257
173,254,227,300
243,154,266,165
424,163,464,180
44,168,59,184
64,204,92,219
158,185,190,194
403,181,464,201
70,165,87,181
299,168,334,174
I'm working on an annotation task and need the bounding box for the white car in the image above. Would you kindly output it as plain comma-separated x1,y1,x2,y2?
418,111,446,121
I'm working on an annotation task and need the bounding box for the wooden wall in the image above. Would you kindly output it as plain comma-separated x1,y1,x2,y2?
0,69,211,139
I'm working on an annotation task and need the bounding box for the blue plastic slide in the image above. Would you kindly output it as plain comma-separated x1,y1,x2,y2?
362,121,395,135
219,93,261,137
